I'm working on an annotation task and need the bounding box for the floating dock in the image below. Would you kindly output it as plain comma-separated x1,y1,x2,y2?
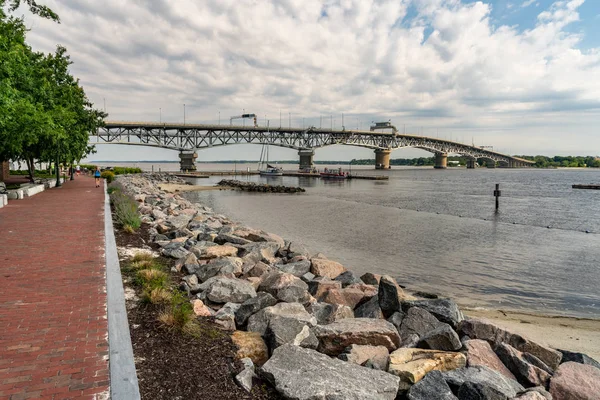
572,184,600,190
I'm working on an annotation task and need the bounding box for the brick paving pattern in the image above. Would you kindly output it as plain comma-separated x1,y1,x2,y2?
0,177,109,399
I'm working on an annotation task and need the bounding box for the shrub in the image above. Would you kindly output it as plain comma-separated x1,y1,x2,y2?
110,191,141,231
141,288,172,305
112,167,143,175
101,170,115,183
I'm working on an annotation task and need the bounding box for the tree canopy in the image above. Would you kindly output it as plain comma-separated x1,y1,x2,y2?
0,1,105,180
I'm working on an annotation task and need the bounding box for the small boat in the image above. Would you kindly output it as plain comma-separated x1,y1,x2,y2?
320,167,348,179
258,144,283,176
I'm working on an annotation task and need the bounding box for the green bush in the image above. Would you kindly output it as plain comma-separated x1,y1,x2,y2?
100,170,115,183
79,164,98,171
112,167,143,175
110,190,141,231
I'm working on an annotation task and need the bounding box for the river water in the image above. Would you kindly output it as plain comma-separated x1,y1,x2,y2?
105,162,600,318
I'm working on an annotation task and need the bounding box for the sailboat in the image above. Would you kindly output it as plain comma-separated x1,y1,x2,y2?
258,144,283,176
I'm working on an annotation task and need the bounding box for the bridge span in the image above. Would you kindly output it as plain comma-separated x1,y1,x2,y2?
92,121,534,171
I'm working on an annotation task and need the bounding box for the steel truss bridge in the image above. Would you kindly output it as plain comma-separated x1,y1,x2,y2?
92,121,533,167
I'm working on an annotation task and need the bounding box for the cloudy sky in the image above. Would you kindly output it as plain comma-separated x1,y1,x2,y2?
18,0,600,161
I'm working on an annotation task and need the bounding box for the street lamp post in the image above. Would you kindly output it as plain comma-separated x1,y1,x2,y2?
55,146,62,188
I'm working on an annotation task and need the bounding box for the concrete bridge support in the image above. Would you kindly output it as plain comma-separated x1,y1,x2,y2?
298,149,315,170
375,149,391,169
179,151,197,172
434,153,448,169
466,159,477,169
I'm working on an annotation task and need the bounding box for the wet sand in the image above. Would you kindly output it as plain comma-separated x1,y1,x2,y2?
157,183,234,193
465,308,600,360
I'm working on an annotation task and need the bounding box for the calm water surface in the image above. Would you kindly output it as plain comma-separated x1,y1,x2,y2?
107,162,600,318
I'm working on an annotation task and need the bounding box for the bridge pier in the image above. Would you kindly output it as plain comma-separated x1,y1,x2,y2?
487,161,497,168
298,149,315,170
179,151,197,172
434,153,448,169
466,159,477,169
375,149,391,169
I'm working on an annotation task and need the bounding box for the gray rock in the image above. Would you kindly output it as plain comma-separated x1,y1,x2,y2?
387,311,405,332
161,245,189,259
300,272,315,283
418,324,462,351
457,381,507,400
214,302,241,330
258,271,310,303
558,349,600,369
215,233,252,246
195,257,243,282
240,242,281,264
152,209,167,220
399,307,444,347
335,270,364,287
167,214,193,229
442,366,524,398
517,387,552,400
189,241,218,258
361,272,382,285
287,241,310,258
247,302,317,336
261,344,400,400
235,358,255,392
338,344,390,371
198,276,257,304
275,259,311,277
234,292,278,326
354,295,383,319
313,318,401,356
306,302,354,325
403,298,464,328
408,371,458,400
265,316,316,352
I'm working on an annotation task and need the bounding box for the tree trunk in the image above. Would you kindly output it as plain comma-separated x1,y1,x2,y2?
26,157,35,183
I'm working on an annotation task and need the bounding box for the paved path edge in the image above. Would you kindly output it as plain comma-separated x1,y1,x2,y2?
104,180,141,399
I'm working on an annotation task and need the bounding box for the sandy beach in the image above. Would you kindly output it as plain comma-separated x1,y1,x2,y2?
465,308,600,360
157,183,233,193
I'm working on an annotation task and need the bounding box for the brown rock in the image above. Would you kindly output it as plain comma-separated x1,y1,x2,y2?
321,287,368,309
313,318,400,356
231,331,269,366
346,283,378,298
308,278,342,300
200,244,238,259
388,348,467,390
310,258,346,279
191,299,214,317
465,339,516,381
459,318,562,370
246,277,261,289
549,362,600,400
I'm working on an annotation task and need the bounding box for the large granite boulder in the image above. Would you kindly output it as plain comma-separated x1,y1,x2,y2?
441,366,524,398
361,272,382,285
214,233,252,246
354,295,384,319
335,270,364,287
240,242,281,264
458,318,562,371
214,302,240,330
310,258,346,279
338,344,390,371
308,277,342,299
403,298,464,328
457,381,507,400
407,371,458,400
494,342,552,388
261,344,400,400
234,292,278,326
388,348,467,391
198,276,256,304
321,287,372,309
234,228,285,248
247,302,317,336
549,361,600,400
287,241,310,258
198,244,238,259
306,302,354,325
557,349,600,369
464,339,516,381
231,330,269,366
313,318,401,356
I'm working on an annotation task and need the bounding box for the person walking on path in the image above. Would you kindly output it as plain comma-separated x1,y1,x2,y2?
94,166,101,187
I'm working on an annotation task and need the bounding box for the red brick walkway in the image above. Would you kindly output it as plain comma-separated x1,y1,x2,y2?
0,177,109,400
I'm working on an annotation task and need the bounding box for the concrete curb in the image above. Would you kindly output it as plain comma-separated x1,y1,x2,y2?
104,180,141,399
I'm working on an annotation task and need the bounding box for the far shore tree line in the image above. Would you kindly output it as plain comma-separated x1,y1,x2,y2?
0,0,105,183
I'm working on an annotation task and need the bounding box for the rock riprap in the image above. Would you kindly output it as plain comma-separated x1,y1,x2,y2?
114,173,599,399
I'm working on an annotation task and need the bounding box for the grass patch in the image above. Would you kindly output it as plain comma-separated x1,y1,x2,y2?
110,190,141,232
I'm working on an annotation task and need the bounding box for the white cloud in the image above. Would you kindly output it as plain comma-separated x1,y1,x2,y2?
521,0,536,7
18,0,600,159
